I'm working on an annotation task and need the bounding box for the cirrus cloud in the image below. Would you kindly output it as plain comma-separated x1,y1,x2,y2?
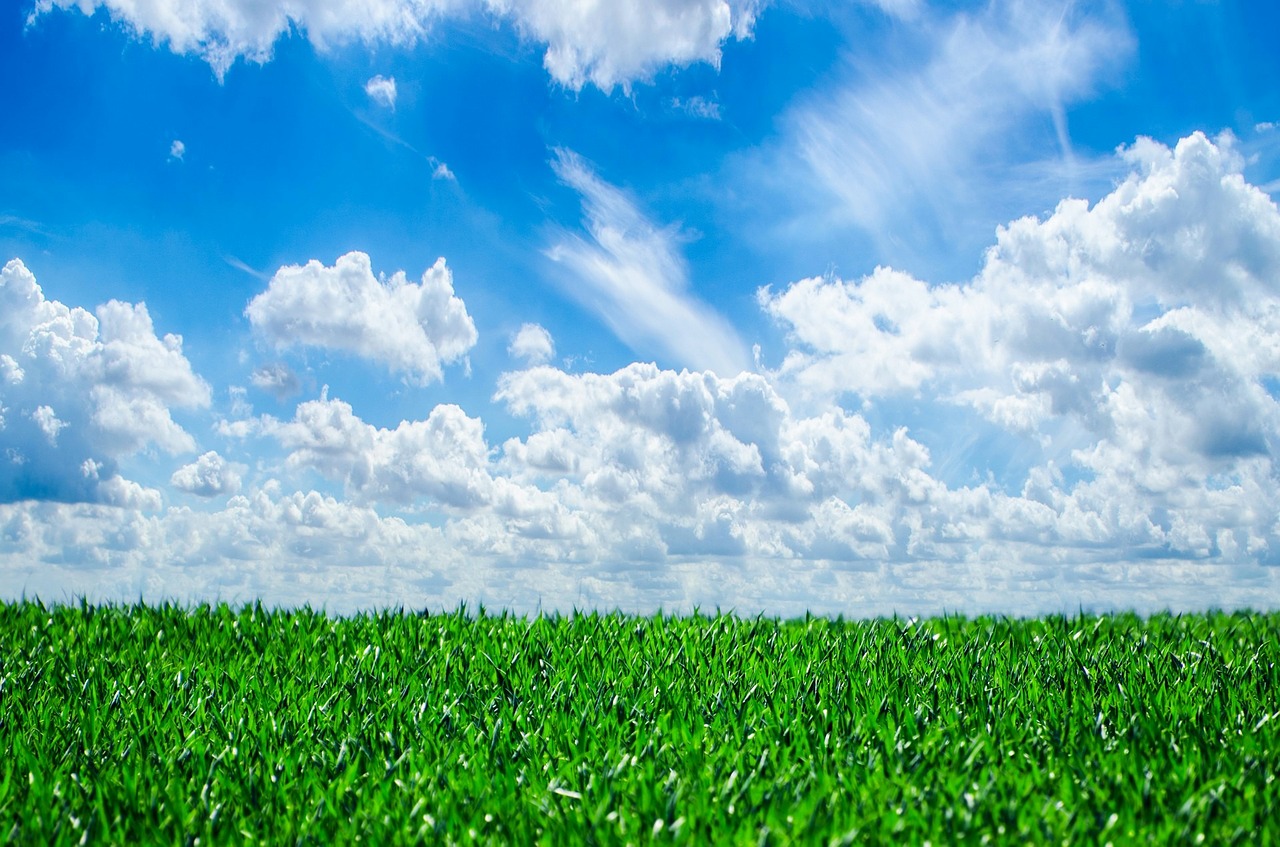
547,149,750,376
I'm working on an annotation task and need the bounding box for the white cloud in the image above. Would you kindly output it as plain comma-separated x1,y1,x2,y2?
547,149,750,375
29,0,451,79
169,139,185,161
670,95,721,120
496,0,761,91
0,259,210,504
245,251,477,386
431,160,456,181
2,495,1273,616
171,451,243,497
509,323,555,365
763,131,1280,558
0,489,470,610
6,130,1280,615
250,362,301,399
31,405,66,445
31,0,760,89
774,0,1131,260
96,473,163,510
364,74,397,109
265,394,498,508
863,0,920,18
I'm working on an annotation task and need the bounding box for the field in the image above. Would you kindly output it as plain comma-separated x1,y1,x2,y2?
1,602,1278,844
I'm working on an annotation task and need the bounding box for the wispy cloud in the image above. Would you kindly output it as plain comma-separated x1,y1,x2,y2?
546,149,750,376
670,95,721,120
767,0,1132,266
223,255,269,281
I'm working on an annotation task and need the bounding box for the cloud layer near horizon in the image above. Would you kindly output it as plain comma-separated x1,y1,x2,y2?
3,132,1279,613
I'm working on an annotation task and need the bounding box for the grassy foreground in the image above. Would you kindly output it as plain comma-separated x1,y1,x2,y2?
1,603,1278,845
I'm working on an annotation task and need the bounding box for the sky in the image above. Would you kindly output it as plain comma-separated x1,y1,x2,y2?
3,0,1280,616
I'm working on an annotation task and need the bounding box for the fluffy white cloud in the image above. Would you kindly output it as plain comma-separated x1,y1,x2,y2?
171,451,243,497
6,131,1280,615
493,0,760,91
169,139,185,161
763,131,1280,559
508,323,555,366
95,471,163,511
364,74,397,108
32,0,760,89
764,132,1280,421
244,251,477,386
0,259,210,504
265,394,498,508
29,0,453,79
548,149,750,375
31,405,67,445
7,357,1275,614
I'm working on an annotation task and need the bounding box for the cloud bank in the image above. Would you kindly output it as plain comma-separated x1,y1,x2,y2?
3,132,1280,614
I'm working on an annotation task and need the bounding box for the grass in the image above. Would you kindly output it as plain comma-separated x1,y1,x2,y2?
1,601,1278,845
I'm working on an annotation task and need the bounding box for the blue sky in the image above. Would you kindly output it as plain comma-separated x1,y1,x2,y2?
2,0,1280,615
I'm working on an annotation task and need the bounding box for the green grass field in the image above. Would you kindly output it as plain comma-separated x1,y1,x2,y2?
1,602,1277,845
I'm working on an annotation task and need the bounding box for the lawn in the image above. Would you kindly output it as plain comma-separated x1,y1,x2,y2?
1,602,1277,844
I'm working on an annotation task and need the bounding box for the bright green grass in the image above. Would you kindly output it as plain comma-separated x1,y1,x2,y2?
1,603,1278,845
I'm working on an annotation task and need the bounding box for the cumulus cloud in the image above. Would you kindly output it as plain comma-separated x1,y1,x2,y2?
171,451,243,497
31,405,67,445
31,0,761,89
547,149,750,375
763,131,1280,557
96,472,163,510
265,394,498,508
6,131,1280,616
494,0,761,91
169,139,185,161
0,259,210,504
364,74,397,108
508,323,555,366
245,251,477,386
29,0,450,79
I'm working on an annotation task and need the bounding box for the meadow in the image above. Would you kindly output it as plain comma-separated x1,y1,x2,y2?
1,601,1277,845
